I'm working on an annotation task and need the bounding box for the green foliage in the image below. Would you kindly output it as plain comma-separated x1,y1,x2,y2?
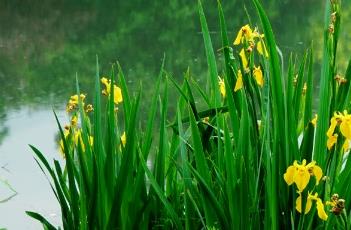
27,0,351,229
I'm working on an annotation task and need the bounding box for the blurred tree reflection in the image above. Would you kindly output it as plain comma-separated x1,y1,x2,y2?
0,0,349,125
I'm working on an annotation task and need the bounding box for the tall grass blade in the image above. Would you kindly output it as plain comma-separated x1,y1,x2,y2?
198,0,220,107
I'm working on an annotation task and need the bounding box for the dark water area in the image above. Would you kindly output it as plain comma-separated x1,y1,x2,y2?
0,0,350,228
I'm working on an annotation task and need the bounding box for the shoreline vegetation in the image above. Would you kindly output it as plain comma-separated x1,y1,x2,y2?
27,0,351,229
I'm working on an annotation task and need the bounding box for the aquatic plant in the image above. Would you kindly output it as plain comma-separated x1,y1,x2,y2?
27,0,351,229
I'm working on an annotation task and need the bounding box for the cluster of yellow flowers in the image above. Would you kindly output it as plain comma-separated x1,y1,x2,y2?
218,24,267,98
327,110,351,152
234,25,268,64
61,93,94,157
60,79,127,156
66,94,93,113
283,159,328,220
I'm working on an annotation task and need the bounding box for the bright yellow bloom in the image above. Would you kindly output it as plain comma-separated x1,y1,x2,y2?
233,24,253,45
327,116,338,149
338,111,351,139
234,70,243,92
296,192,328,221
327,134,338,150
120,132,127,148
234,24,268,59
283,159,323,192
316,198,328,220
218,77,226,98
239,49,248,68
343,140,350,152
101,77,123,104
253,66,263,87
327,117,338,137
326,111,351,152
257,40,269,57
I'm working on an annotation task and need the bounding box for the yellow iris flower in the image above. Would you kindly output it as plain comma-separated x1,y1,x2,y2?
253,66,264,87
101,77,123,104
296,192,328,221
327,110,351,151
233,24,269,58
239,49,248,68
283,159,323,192
234,70,243,92
218,77,226,98
257,40,269,58
233,24,253,45
338,111,351,139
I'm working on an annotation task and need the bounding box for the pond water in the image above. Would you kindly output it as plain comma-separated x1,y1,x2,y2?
0,0,350,229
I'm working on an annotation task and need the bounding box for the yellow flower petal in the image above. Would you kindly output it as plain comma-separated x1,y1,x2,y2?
101,77,111,95
294,161,310,192
305,195,313,214
312,165,323,185
316,198,328,221
296,194,302,213
239,49,248,69
234,70,243,92
101,77,109,85
233,27,243,45
253,66,264,87
257,40,269,58
113,85,123,104
242,25,253,40
327,117,338,137
327,134,338,150
218,77,226,98
340,119,351,139
283,165,295,185
234,24,252,45
343,139,350,152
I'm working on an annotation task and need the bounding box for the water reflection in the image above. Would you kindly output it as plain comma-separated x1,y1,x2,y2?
0,108,63,229
0,0,350,228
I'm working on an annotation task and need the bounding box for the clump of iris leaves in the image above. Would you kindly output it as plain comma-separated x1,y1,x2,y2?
27,0,351,229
